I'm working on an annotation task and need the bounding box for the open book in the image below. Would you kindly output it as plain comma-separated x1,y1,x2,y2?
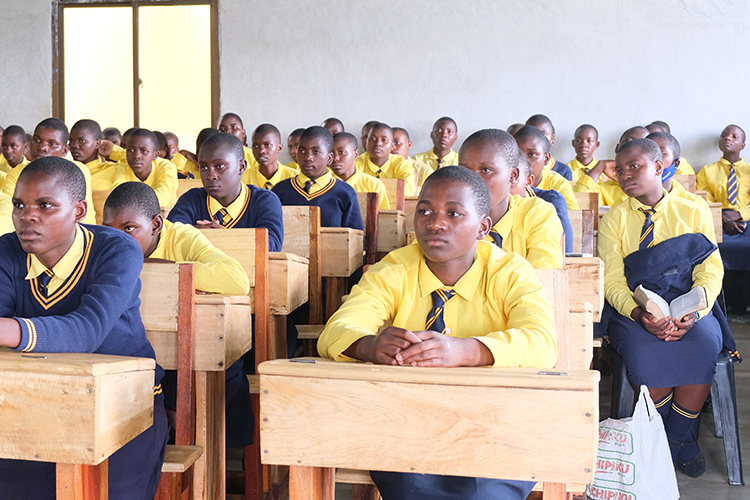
633,285,708,321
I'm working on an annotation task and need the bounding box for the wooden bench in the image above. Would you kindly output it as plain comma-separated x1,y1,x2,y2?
357,192,407,259
674,174,696,193
709,202,723,243
567,209,595,257
573,191,599,230
380,178,406,210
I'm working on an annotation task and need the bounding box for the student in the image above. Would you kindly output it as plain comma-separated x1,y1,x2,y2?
392,127,431,188
103,126,122,146
164,131,180,158
242,123,297,189
286,128,304,170
3,118,97,225
0,125,29,178
273,126,363,230
218,112,259,170
153,131,170,159
99,126,137,162
646,121,695,174
360,120,379,151
460,129,564,269
354,122,417,195
0,157,168,498
318,166,556,500
171,127,220,179
414,116,460,171
506,123,524,136
599,139,732,478
567,124,600,182
331,132,389,210
525,114,573,180
111,128,179,208
69,119,117,191
514,126,579,210
322,117,345,135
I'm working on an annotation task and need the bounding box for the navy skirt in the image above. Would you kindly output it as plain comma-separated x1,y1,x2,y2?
719,227,750,271
370,471,535,500
607,310,722,387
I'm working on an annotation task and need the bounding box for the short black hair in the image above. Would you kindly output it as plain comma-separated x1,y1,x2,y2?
322,117,344,130
289,128,305,140
2,125,27,142
459,128,520,170
104,181,160,220
252,123,281,142
421,165,490,219
220,112,244,127
361,120,379,134
153,131,168,152
164,131,178,144
516,150,531,177
196,128,221,153
574,124,598,140
525,114,555,134
616,138,662,163
122,127,137,138
18,156,85,202
35,118,69,143
647,120,671,133
434,116,457,132
103,127,121,139
393,127,410,141
513,125,551,154
646,131,681,161
71,119,102,140
300,126,334,154
199,132,244,161
371,122,394,138
333,132,358,150
506,123,524,135
129,128,158,150
618,126,650,145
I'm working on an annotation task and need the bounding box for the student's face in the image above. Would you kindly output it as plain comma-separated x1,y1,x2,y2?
69,129,100,164
323,121,344,136
219,116,246,144
127,136,159,178
297,136,332,179
414,180,490,266
614,148,664,199
532,122,555,146
12,172,87,269
287,136,300,162
198,143,247,200
104,133,121,146
572,129,599,159
120,134,131,151
361,126,373,149
459,143,516,209
1,134,28,167
32,127,69,159
367,127,393,162
515,137,549,185
251,131,282,167
650,137,677,170
102,205,161,257
392,130,412,158
720,126,745,155
430,120,458,150
331,139,358,178
166,136,179,157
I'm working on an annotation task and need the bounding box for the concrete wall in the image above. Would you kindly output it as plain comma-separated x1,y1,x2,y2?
3,0,750,166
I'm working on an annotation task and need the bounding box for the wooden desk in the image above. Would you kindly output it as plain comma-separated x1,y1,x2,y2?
320,228,364,277
0,352,155,499
259,359,599,500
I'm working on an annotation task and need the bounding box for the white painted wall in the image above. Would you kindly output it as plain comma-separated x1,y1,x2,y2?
3,0,750,167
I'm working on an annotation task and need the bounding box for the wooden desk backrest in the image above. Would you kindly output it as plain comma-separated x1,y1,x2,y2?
573,191,600,230
564,257,604,322
567,209,595,257
92,189,111,225
177,179,204,200
709,202,723,243
533,268,575,370
281,206,323,323
674,174,696,193
696,190,708,200
356,192,380,265
198,228,260,287
404,196,418,233
380,178,405,211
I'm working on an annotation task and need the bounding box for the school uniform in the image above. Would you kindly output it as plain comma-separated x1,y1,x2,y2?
272,170,364,230
544,154,573,180
109,144,127,163
483,195,564,269
112,157,179,208
243,145,259,171
286,160,299,171
667,179,712,219
413,149,459,171
527,186,573,253
567,157,599,183
0,224,168,499
598,191,725,388
538,169,579,210
410,157,434,188
677,157,695,175
336,170,390,210
0,154,28,177
85,157,118,191
318,240,556,500
355,152,417,196
2,158,97,225
170,152,199,179
573,175,628,207
0,191,13,235
241,161,297,189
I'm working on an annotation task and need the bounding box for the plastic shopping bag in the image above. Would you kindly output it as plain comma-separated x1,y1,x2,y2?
586,385,679,500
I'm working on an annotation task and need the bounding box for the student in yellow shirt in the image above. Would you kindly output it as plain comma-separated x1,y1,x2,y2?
599,138,729,478
459,129,564,269
154,131,170,160
98,127,136,163
318,165,555,500
171,128,220,179
286,128,304,170
567,124,600,182
69,119,117,191
111,128,179,208
164,131,180,159
360,120,379,152
242,124,297,189
0,125,29,177
646,120,695,174
393,126,432,189
322,117,344,136
0,191,12,235
330,132,389,210
413,117,460,171
218,112,258,171
103,127,121,146
524,114,573,180
355,122,416,195
514,126,579,210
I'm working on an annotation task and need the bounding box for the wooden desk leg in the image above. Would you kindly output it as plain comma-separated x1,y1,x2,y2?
193,371,226,500
289,466,334,500
324,277,348,321
57,460,108,500
541,482,570,500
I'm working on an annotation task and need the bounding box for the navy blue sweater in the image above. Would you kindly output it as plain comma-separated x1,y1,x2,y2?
272,176,363,230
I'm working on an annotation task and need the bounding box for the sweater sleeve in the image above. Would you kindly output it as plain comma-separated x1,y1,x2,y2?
250,188,285,252
166,188,201,225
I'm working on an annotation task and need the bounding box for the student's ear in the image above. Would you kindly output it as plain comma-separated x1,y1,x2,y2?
509,167,520,185
477,215,492,240
550,134,556,146
61,143,70,155
543,152,551,165
276,143,283,153
151,214,164,236
73,200,87,223
524,174,534,188
654,159,664,177
673,158,681,170
22,143,29,156
407,140,412,150
238,158,248,175
571,139,576,149
353,148,360,159
326,152,333,166
594,140,600,149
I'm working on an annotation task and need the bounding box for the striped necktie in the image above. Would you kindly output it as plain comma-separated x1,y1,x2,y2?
264,181,273,190
638,208,656,250
437,158,443,169
375,169,382,178
728,163,738,205
303,180,314,193
38,269,54,297
214,208,231,226
488,228,503,248
426,289,456,334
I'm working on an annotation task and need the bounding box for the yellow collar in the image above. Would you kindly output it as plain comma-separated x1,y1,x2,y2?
294,170,333,194
417,244,482,302
545,154,556,170
26,225,85,294
492,195,520,240
255,161,289,188
361,153,393,175
208,183,250,227
570,157,598,171
628,188,670,214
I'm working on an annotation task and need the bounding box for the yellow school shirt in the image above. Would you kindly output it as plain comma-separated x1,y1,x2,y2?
170,152,200,179
696,158,750,220
0,191,12,235
410,158,433,189
286,160,300,171
484,195,564,269
292,170,335,195
538,170,579,210
667,179,712,220
413,149,460,171
149,219,250,295
598,190,722,320
573,175,628,207
355,153,417,196
318,240,557,369
241,161,297,189
2,159,96,225
27,225,85,294
111,157,179,208
544,154,558,171
207,183,251,227
567,157,599,183
85,158,118,191
243,146,260,171
110,144,127,163
337,170,390,210
0,155,29,176
677,157,695,175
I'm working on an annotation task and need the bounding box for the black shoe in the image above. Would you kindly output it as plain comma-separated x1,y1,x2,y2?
668,437,706,478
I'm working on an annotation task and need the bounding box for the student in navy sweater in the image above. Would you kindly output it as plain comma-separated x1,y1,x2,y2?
272,126,363,230
0,156,168,499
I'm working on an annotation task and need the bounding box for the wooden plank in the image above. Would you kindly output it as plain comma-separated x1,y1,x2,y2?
281,206,323,324
267,252,309,315
569,303,594,371
564,257,604,322
320,228,364,277
674,174,696,193
573,191,599,230
709,202,723,243
356,192,380,265
177,179,204,200
198,228,257,285
376,210,406,252
289,465,335,500
193,371,225,500
162,445,203,473
57,461,108,500
380,178,405,211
